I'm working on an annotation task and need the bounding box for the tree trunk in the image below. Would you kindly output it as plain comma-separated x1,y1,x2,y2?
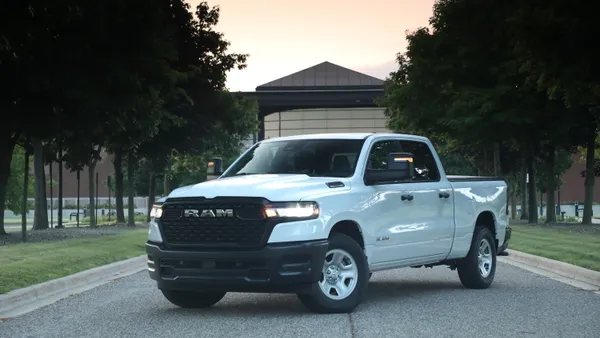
49,160,53,228
76,170,80,227
582,131,597,224
56,145,64,228
510,192,517,220
492,142,501,176
163,174,171,196
545,145,556,223
483,147,489,175
32,138,49,230
0,133,18,235
88,159,97,227
22,144,30,242
127,149,135,227
113,147,125,223
519,149,528,220
526,144,538,223
509,174,517,220
147,172,156,222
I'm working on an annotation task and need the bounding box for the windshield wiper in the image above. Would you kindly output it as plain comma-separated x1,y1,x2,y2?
234,172,263,176
235,172,318,177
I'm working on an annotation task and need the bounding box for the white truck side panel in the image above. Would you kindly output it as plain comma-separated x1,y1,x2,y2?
446,180,508,259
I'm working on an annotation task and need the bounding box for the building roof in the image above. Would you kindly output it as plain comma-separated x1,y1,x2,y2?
256,61,385,91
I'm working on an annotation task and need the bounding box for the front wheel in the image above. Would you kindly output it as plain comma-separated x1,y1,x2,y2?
457,226,497,289
297,233,369,314
161,290,227,308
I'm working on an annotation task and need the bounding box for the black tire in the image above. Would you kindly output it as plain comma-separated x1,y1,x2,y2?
161,290,226,309
457,226,497,289
297,232,369,314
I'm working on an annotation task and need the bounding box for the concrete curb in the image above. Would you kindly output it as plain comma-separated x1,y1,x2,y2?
500,249,600,290
0,254,146,319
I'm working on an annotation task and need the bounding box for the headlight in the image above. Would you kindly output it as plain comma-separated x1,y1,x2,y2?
148,220,163,243
148,204,163,243
263,202,320,219
150,204,163,219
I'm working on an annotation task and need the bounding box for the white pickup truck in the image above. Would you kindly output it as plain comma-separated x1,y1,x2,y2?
147,133,509,313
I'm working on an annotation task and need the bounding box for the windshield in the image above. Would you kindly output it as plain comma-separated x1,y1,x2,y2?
222,139,366,178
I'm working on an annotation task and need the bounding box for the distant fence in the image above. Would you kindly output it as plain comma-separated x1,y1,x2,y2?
511,204,598,218
27,197,155,210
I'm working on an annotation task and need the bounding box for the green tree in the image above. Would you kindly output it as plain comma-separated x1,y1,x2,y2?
59,126,104,227
136,1,258,199
31,138,48,229
4,146,35,219
0,0,181,232
0,1,77,234
507,0,600,223
535,148,573,223
380,0,581,224
577,131,600,178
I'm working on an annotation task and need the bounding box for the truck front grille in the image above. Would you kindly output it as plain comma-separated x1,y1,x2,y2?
159,198,267,247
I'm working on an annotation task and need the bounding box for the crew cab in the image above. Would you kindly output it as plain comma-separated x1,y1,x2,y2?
146,133,509,313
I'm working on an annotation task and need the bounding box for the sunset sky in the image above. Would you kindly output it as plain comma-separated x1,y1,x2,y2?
187,0,436,91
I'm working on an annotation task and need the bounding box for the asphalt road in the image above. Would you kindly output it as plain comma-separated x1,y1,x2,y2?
2,262,599,338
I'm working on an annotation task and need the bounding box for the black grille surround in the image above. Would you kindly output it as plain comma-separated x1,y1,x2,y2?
158,197,282,250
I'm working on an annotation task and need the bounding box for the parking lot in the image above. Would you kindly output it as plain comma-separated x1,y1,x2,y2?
2,261,599,338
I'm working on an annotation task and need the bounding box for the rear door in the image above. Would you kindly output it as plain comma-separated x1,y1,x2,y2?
399,140,454,258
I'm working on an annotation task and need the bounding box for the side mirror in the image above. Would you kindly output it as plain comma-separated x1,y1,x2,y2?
207,158,224,176
364,152,414,185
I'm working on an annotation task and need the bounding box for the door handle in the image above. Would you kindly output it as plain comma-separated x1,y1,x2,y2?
401,194,414,201
439,191,450,199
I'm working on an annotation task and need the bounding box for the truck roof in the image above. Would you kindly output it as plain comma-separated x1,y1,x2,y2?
260,132,430,143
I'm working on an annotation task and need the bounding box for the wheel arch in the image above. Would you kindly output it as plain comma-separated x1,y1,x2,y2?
475,210,498,248
328,219,365,250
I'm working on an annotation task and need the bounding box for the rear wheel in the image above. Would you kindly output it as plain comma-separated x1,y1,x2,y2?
457,226,497,289
297,232,369,313
161,290,226,309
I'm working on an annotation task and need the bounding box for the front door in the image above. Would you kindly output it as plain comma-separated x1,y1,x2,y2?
364,138,454,265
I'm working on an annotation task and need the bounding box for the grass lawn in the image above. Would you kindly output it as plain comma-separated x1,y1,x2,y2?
3,217,27,224
510,225,600,271
0,228,147,294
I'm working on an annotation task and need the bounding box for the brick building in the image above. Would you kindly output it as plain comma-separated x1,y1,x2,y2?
45,149,115,199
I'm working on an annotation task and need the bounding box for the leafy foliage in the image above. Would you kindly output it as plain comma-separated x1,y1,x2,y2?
536,149,574,194
381,0,596,224
137,2,258,164
577,131,600,177
5,146,35,215
0,0,258,233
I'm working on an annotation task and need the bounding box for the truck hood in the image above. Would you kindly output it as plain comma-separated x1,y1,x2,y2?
167,174,350,201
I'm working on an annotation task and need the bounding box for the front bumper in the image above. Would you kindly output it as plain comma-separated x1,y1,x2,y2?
498,226,511,253
145,239,328,294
